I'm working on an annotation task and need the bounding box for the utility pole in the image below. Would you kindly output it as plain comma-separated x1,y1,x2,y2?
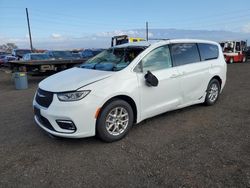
146,21,148,41
26,8,33,51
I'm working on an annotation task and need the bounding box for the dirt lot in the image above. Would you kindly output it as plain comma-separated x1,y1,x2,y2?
0,63,250,188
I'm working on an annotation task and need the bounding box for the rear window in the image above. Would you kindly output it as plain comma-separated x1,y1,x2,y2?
198,43,219,61
170,43,200,66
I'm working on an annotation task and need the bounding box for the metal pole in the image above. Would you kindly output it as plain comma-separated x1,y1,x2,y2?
26,8,33,51
146,21,148,41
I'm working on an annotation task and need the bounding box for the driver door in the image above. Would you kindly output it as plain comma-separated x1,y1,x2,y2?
135,45,182,120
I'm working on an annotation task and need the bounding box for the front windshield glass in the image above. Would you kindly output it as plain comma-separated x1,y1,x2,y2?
80,47,145,71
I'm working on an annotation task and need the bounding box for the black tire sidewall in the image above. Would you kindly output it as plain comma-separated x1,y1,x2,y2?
205,79,221,106
96,99,134,142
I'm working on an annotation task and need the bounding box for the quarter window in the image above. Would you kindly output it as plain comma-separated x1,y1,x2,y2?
141,45,172,72
198,43,219,61
170,43,200,66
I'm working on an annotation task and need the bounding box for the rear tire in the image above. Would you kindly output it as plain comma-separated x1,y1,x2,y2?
96,99,134,142
204,79,221,106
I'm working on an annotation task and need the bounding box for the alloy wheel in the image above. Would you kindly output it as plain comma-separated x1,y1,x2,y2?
208,83,219,103
105,107,129,136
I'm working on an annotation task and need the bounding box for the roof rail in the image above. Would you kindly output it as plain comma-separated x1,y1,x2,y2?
148,38,170,41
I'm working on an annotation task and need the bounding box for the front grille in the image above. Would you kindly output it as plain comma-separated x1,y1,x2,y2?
36,88,53,108
34,106,55,131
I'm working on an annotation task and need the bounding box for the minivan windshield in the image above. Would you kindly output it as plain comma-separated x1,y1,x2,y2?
80,47,146,71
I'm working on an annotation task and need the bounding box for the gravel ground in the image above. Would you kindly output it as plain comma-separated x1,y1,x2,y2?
0,63,250,188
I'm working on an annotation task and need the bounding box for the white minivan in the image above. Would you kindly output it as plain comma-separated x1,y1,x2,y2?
33,39,227,142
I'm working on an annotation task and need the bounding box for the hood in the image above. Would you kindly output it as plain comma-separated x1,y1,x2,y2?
39,67,113,92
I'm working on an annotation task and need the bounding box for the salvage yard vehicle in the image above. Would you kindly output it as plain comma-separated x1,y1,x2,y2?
33,39,227,142
0,54,17,66
12,49,32,59
111,35,145,47
9,51,88,73
220,40,247,63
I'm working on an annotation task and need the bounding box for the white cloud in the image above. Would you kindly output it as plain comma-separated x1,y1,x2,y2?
242,23,250,33
95,30,152,38
51,33,63,39
1,28,250,50
96,30,125,37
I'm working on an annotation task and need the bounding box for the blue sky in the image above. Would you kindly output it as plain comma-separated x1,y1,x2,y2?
1,0,250,49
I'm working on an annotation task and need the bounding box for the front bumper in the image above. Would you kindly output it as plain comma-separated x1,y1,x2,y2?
33,93,101,138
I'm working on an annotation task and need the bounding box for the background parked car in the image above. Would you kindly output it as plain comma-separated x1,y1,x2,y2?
3,56,17,66
0,54,10,62
0,54,17,66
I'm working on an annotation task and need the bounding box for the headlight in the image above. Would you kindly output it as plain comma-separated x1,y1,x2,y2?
57,90,90,101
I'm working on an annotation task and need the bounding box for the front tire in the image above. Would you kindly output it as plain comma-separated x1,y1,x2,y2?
204,79,221,106
96,100,134,142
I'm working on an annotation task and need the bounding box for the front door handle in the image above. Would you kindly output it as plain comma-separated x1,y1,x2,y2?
170,74,179,78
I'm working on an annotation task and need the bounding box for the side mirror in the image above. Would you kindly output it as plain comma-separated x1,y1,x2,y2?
144,71,158,87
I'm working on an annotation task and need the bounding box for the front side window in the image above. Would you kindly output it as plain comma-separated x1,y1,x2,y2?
170,43,200,66
140,45,172,72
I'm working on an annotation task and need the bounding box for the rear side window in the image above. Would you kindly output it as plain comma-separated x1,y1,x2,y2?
170,43,200,66
198,43,219,61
